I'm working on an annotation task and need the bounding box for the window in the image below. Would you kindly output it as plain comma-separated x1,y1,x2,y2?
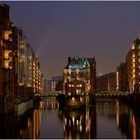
71,72,76,78
132,44,135,50
79,72,84,78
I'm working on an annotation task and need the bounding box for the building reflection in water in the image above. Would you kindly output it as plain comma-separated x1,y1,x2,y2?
17,108,42,139
45,98,59,110
96,99,140,139
0,113,15,138
1,98,140,139
62,105,96,139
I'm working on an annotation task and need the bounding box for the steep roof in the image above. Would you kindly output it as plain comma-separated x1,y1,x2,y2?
65,56,90,69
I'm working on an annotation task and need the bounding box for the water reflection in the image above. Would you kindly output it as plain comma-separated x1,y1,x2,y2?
38,97,63,139
0,113,15,138
1,98,140,139
17,108,42,139
95,99,140,139
62,99,140,139
63,107,96,139
45,98,59,110
17,97,60,139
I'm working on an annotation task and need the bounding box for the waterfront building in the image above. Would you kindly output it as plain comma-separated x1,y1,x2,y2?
33,56,38,93
48,80,57,92
40,74,45,92
0,3,44,115
0,4,15,112
38,67,42,93
52,75,63,92
12,27,29,95
116,62,129,92
63,56,96,95
126,36,140,93
17,29,27,93
96,72,116,92
0,5,13,94
32,56,42,94
26,43,33,93
12,27,44,95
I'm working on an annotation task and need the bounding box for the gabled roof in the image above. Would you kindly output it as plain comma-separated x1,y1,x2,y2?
65,56,90,69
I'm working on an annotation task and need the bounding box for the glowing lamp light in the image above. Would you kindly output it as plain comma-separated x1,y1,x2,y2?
4,50,9,59
72,117,75,124
72,97,75,101
132,44,135,50
4,31,9,40
79,84,82,87
4,60,9,69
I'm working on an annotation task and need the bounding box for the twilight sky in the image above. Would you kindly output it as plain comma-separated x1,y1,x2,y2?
4,1,140,79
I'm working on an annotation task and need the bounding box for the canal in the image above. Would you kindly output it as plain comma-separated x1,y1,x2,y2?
0,97,140,139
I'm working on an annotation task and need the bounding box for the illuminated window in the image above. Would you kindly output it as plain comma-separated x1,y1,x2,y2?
4,50,9,59
132,53,135,58
133,59,135,63
132,44,135,50
4,60,9,68
4,31,9,40
139,59,140,63
138,52,140,56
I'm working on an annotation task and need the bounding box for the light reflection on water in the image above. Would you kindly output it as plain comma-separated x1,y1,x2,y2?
1,97,140,139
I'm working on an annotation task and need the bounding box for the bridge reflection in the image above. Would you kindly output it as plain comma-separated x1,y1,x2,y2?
1,97,140,139
39,97,59,110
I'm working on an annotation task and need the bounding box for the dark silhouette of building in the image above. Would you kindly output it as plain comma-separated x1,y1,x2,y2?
116,62,129,92
0,4,15,113
96,72,116,92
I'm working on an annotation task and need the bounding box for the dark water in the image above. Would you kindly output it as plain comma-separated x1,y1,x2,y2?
0,97,140,139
